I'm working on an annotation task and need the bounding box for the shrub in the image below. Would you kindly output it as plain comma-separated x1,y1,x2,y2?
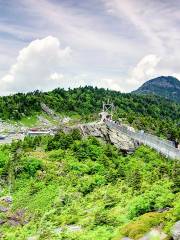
128,180,174,218
71,128,82,140
0,150,9,176
116,212,165,240
22,157,44,177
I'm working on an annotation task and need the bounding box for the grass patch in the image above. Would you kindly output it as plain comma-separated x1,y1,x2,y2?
20,115,39,127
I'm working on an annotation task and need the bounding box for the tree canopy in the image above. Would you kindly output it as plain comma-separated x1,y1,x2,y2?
0,86,179,141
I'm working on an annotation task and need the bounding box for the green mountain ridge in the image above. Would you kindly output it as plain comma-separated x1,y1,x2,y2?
0,86,179,141
132,76,180,102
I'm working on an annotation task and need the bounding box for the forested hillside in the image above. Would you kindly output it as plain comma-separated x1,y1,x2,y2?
0,86,179,141
0,131,179,239
0,87,179,239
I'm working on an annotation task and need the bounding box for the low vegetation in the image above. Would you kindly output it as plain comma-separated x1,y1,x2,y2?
0,130,179,239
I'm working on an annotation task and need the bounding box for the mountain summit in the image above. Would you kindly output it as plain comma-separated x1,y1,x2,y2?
132,76,180,102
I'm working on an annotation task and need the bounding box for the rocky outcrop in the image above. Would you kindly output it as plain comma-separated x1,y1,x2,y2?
79,122,137,153
0,196,13,204
122,228,168,240
139,229,168,240
172,221,180,240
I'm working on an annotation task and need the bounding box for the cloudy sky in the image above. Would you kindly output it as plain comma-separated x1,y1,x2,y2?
0,0,180,95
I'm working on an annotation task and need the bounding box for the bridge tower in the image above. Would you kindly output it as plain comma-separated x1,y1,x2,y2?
99,100,115,122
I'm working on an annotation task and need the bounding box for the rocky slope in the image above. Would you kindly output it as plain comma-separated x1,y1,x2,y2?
78,122,137,153
132,76,180,102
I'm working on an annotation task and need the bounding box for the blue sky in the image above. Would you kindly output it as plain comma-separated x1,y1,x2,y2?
0,0,180,95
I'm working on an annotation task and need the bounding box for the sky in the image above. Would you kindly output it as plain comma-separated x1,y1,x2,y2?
0,0,180,95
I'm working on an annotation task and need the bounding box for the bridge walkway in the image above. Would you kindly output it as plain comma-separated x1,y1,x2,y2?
106,120,180,160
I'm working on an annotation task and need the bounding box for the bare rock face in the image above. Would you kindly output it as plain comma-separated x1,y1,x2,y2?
79,123,136,153
107,127,135,153
139,229,168,240
172,221,180,240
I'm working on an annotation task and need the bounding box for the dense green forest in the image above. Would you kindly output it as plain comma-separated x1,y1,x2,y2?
0,130,179,239
0,86,179,141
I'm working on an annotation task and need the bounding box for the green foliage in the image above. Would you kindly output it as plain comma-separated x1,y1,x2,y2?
0,149,9,176
0,133,179,240
128,180,174,219
21,157,44,177
19,114,39,127
46,131,73,151
0,86,179,141
71,128,82,141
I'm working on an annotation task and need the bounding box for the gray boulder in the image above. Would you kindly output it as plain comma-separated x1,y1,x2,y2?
139,229,167,240
8,219,20,226
0,206,8,212
27,236,39,240
172,221,180,240
67,225,82,232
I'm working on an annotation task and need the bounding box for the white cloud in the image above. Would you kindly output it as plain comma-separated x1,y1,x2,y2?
50,73,64,81
94,55,161,92
131,54,160,82
0,36,71,95
123,54,161,91
103,0,180,89
96,78,123,92
0,0,180,94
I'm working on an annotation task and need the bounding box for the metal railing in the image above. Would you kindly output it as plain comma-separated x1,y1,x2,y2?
106,120,180,160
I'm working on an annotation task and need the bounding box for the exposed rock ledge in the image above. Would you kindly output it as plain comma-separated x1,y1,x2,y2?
78,122,137,153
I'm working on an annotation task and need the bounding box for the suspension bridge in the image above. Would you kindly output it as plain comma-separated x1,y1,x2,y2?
101,101,180,160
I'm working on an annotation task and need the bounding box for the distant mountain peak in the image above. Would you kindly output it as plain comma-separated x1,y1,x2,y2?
132,76,180,102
